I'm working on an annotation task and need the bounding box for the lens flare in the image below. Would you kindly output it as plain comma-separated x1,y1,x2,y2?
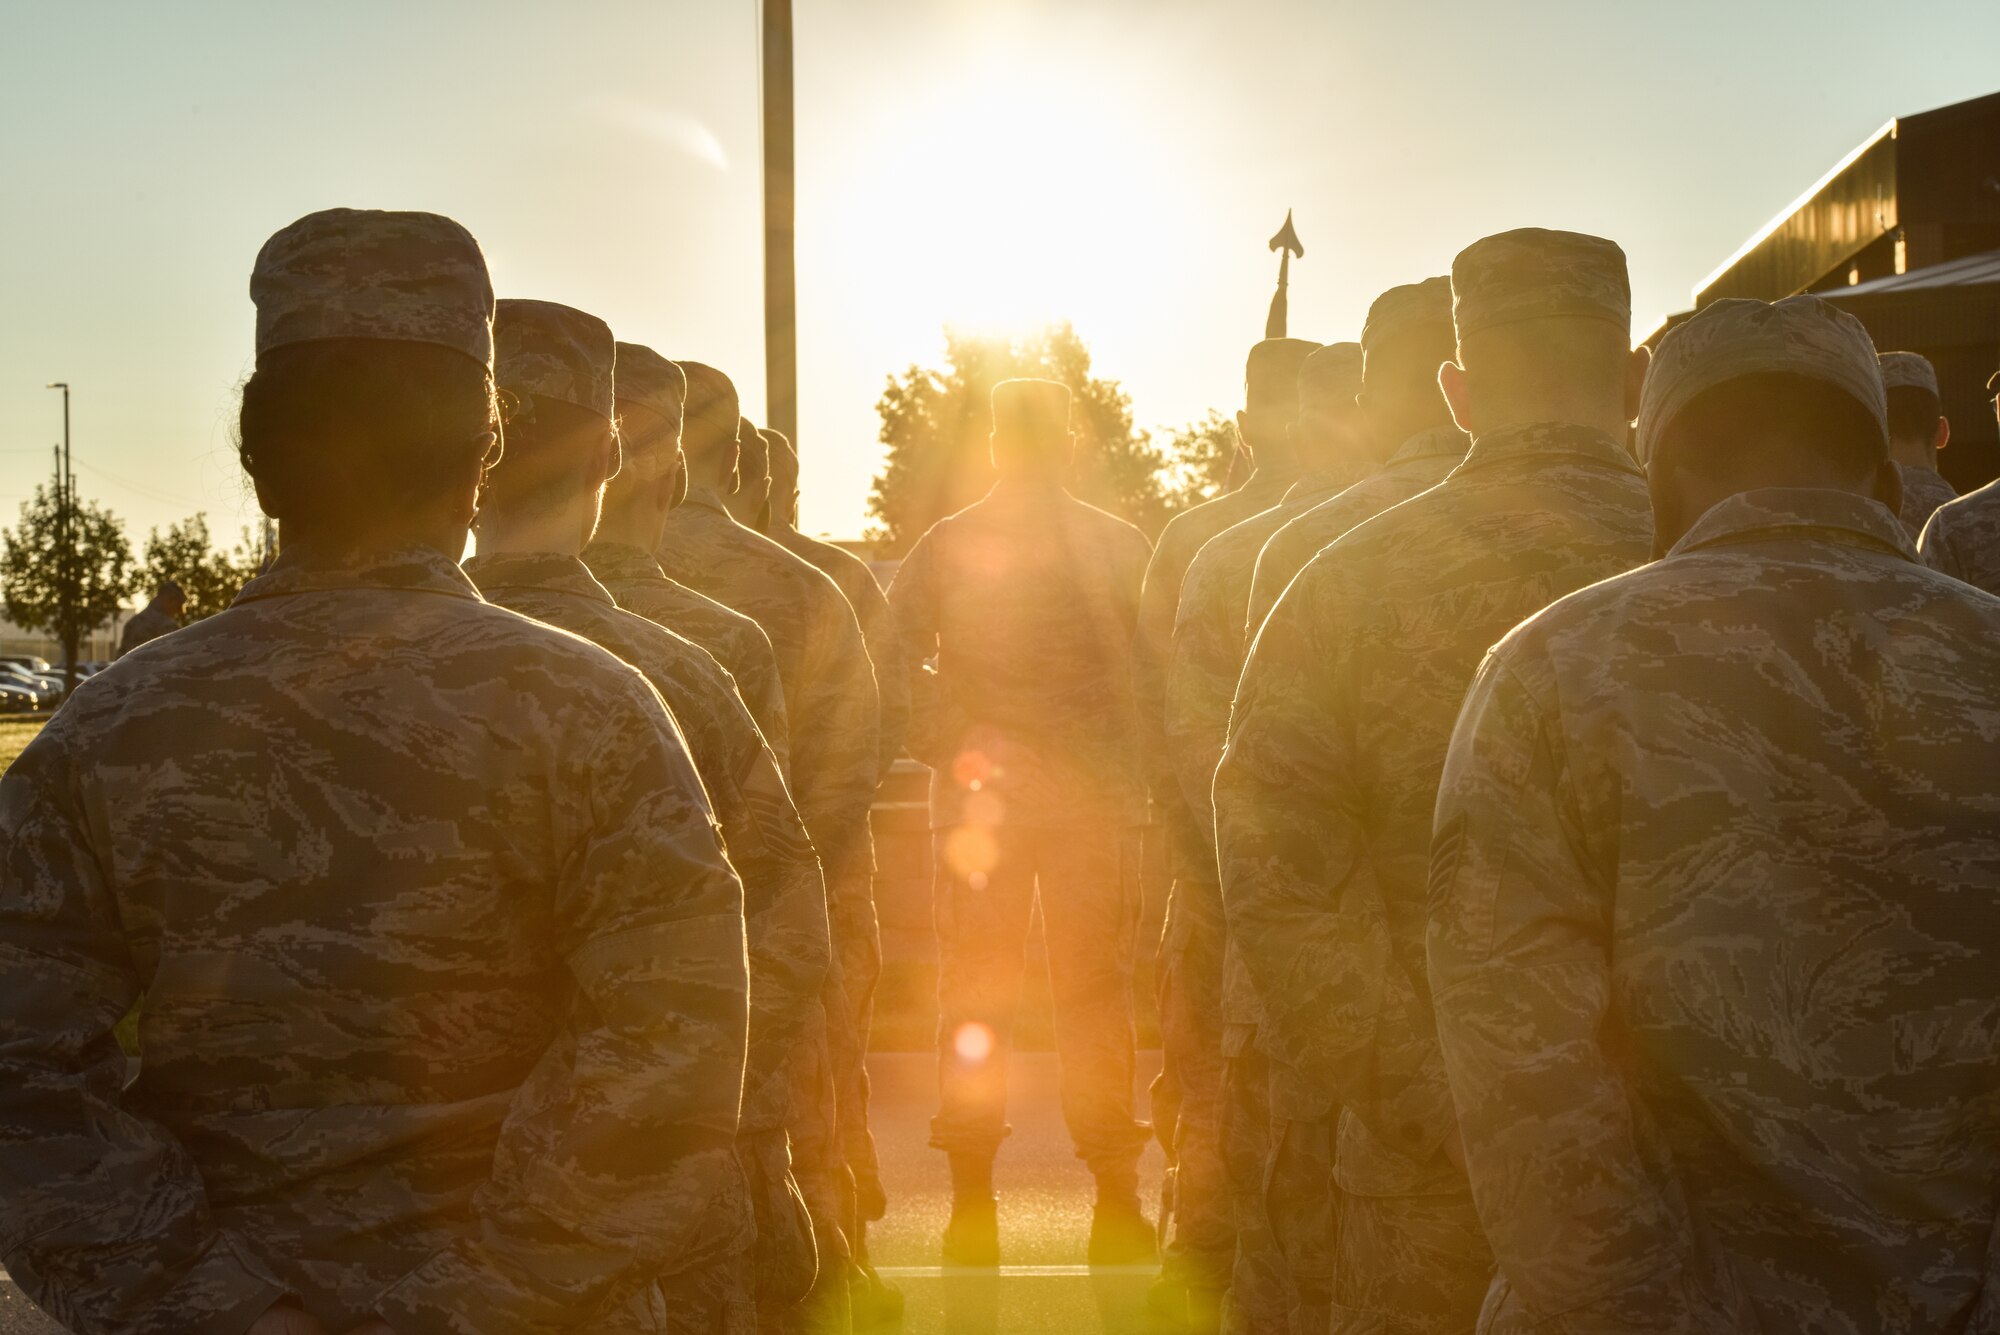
944,824,999,880
954,1022,995,1064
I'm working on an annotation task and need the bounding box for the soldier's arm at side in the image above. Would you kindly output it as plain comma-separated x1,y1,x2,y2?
0,724,293,1335
1426,655,1705,1331
737,625,794,781
1133,538,1181,794
373,684,751,1333
1216,571,1454,1159
1916,505,1964,583
850,574,911,780
1162,564,1237,836
885,535,953,771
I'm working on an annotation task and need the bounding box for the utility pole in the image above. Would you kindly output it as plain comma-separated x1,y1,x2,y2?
760,0,799,443
45,382,77,693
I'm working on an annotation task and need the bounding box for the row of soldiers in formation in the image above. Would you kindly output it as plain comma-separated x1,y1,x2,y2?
1,202,1998,1335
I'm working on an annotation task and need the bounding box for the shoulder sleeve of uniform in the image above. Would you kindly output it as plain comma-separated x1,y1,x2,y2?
0,719,290,1335
374,676,751,1330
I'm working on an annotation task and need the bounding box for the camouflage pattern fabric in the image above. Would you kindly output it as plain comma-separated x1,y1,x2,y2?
1428,487,2000,1333
251,208,495,367
1244,427,1469,635
654,486,885,1220
1918,476,2000,595
1894,462,1956,536
1449,228,1630,338
766,522,909,780
928,826,1150,1174
465,549,829,1140
1217,422,1652,1326
1218,1039,1288,1335
584,538,792,778
1266,1088,1338,1335
1876,348,1939,394
494,298,615,418
1153,882,1233,1295
887,479,1152,830
0,544,749,1334
115,602,181,658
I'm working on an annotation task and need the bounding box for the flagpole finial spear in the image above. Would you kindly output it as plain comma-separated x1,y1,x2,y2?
1265,209,1304,339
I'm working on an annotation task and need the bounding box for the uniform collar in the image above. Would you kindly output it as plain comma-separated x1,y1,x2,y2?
1284,467,1358,506
232,543,478,606
581,540,668,584
1385,424,1471,467
1454,421,1641,480
462,550,617,605
1667,488,1918,562
678,484,735,518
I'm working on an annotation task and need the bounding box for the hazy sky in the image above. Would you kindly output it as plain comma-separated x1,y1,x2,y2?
5,0,1999,549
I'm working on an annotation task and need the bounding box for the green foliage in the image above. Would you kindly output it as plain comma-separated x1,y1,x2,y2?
1,484,136,665
866,323,1175,555
1156,410,1244,514
140,514,266,623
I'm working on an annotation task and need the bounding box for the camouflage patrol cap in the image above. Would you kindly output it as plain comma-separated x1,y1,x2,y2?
613,341,686,480
1361,277,1452,353
251,207,494,367
1877,351,1939,396
1245,338,1322,416
1298,342,1363,414
764,427,800,492
494,299,615,419
991,379,1072,436
1637,295,1887,464
738,418,771,482
678,362,740,451
1451,228,1630,338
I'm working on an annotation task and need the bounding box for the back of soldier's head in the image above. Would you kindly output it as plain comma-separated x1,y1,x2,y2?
1879,352,1945,454
989,378,1072,478
484,299,618,519
1449,228,1633,432
678,362,742,475
1295,342,1364,454
764,427,799,496
608,341,686,501
1641,296,1889,490
737,418,771,486
1241,338,1320,447
1359,278,1457,446
241,207,499,530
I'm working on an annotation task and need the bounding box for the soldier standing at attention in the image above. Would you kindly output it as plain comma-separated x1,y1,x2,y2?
1218,229,1654,1333
1428,294,2000,1331
761,426,911,782
584,344,792,772
1917,362,2000,591
1244,279,1466,634
464,299,832,1332
655,365,886,1324
1139,338,1318,1329
1877,350,1957,533
0,208,749,1334
886,379,1156,1267
115,577,185,657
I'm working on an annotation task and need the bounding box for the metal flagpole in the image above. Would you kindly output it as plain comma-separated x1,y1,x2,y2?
760,0,799,443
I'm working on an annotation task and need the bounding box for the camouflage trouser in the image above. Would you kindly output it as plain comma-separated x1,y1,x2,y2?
1153,885,1233,1293
1265,1067,1337,1335
1329,1186,1491,1334
827,836,885,1217
649,1252,758,1335
1220,1033,1290,1335
930,824,1150,1175
779,1012,853,1335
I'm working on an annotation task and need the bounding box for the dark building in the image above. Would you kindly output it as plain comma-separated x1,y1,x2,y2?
1649,90,2000,488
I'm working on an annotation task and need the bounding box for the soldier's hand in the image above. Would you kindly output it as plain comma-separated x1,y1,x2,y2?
246,1302,329,1335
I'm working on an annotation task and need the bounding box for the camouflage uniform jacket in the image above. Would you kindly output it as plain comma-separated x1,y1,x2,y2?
0,545,749,1335
1428,489,2000,1333
655,486,881,906
769,522,910,781
584,539,793,776
887,479,1152,829
1894,462,1956,536
465,550,829,1136
1917,476,2000,595
1244,425,1469,634
1215,423,1650,1198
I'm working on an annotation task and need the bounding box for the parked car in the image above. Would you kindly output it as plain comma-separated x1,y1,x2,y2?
0,679,42,714
0,663,62,708
0,654,54,674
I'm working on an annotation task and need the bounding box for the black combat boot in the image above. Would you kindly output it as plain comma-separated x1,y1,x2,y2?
941,1152,1000,1267
1088,1164,1159,1266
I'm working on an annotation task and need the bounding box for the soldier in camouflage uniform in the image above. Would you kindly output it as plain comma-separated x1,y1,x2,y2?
1916,364,2000,592
1164,341,1368,1335
115,578,185,658
655,367,885,1325
1244,280,1466,634
1141,338,1319,1330
762,426,911,781
585,346,792,774
885,379,1156,1267
0,208,750,1335
1876,351,1957,534
1218,229,1655,1333
1429,293,2000,1332
467,299,833,1333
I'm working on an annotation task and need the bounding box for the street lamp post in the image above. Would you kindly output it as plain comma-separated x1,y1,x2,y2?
45,382,77,692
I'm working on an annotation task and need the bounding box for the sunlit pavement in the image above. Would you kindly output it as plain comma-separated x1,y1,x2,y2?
0,1050,1166,1334
865,1049,1169,1335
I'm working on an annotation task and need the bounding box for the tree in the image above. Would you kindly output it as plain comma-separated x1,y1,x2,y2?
1,483,136,683
140,514,265,623
867,323,1173,554
1155,410,1243,514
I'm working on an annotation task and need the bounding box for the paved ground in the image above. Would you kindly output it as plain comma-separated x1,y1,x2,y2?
0,1050,1166,1334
